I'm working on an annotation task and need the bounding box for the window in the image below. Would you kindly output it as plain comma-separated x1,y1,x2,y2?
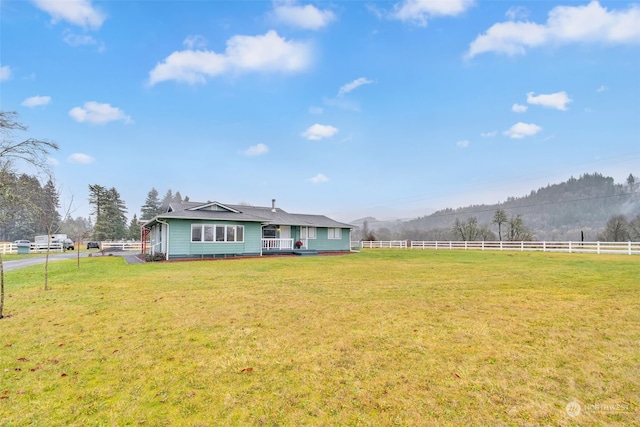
263,225,276,238
204,225,214,242
192,225,202,242
328,228,342,239
301,226,316,240
192,224,216,242
192,223,244,243
215,225,225,242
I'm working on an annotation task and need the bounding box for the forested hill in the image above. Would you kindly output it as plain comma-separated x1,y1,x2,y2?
375,173,640,241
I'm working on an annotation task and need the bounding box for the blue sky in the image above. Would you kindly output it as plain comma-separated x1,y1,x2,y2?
1,0,639,223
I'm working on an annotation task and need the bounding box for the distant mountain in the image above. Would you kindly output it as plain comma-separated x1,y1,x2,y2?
356,173,640,241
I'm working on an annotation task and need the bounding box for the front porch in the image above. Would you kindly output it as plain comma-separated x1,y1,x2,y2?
261,238,317,256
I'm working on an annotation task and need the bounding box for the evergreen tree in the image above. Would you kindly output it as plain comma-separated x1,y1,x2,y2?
128,214,142,240
173,191,183,204
88,184,108,240
141,187,162,220
89,185,128,240
627,173,636,192
39,178,61,233
161,189,174,209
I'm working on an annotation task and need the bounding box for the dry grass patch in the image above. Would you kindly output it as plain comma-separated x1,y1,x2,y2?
0,250,638,425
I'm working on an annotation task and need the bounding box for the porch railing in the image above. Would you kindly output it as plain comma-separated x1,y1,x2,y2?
262,238,294,250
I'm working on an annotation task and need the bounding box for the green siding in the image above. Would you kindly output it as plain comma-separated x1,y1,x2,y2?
166,219,262,258
158,220,350,258
305,227,351,251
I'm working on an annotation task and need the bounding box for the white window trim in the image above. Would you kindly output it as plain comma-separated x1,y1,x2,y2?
191,224,244,243
301,226,316,240
328,228,342,239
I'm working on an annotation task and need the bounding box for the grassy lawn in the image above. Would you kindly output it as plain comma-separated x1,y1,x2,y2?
1,250,638,426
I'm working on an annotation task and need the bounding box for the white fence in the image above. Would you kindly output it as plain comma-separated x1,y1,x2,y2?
100,241,143,252
1,242,65,254
355,240,640,255
1,241,143,254
359,240,409,249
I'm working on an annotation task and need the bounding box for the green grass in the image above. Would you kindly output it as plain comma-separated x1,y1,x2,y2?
1,250,638,426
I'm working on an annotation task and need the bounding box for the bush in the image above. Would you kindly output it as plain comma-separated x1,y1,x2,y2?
144,252,166,262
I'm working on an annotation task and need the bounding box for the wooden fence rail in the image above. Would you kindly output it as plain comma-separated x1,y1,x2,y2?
353,240,640,255
0,242,64,254
1,241,143,254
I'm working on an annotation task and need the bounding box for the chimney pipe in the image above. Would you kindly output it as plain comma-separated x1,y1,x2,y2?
271,199,276,212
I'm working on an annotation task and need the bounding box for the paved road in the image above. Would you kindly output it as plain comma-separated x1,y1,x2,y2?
2,251,144,272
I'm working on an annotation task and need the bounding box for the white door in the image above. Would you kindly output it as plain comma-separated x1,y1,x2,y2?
279,226,291,239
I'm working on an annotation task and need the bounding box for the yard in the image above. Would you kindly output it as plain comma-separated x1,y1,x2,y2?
0,250,638,425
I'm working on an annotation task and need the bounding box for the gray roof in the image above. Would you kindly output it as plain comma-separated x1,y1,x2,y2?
143,201,352,229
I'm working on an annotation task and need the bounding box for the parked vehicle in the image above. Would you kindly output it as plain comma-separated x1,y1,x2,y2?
62,238,75,250
34,234,68,249
14,239,31,245
87,241,100,249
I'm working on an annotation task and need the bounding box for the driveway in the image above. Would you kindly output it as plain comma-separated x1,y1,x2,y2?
2,251,144,272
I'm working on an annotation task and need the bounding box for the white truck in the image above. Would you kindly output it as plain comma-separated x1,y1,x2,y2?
34,234,74,250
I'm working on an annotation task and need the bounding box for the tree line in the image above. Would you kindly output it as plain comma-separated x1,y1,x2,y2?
355,172,639,241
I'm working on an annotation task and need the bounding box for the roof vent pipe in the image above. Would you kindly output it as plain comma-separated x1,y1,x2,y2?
271,199,276,212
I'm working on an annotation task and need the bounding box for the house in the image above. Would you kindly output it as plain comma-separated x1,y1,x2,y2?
142,199,353,260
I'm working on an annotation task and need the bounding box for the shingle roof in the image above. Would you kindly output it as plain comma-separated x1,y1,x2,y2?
143,201,353,228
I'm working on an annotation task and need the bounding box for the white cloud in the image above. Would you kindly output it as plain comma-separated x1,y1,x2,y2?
456,140,470,148
504,122,542,139
512,103,528,113
47,157,60,167
302,123,338,140
22,95,52,107
466,1,640,58
597,85,608,92
309,173,329,183
527,91,573,110
68,102,133,125
148,30,311,85
0,65,11,82
272,1,336,30
184,35,208,50
68,153,95,164
481,130,497,138
32,0,105,29
506,6,529,21
241,143,269,156
63,30,97,47
391,0,475,26
338,77,373,96
308,106,323,114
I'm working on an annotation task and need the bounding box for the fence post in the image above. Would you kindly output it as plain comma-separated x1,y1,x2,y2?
629,241,632,255
597,241,600,254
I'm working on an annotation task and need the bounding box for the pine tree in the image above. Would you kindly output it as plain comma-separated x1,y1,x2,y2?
89,185,128,240
141,187,162,221
128,214,142,240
